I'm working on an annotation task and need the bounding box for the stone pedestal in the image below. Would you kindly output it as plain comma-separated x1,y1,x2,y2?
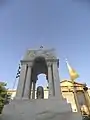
1,98,82,120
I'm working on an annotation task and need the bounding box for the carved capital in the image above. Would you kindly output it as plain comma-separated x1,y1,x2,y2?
27,62,33,67
47,62,52,67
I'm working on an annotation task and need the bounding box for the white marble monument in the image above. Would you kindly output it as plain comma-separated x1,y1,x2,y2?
1,48,82,120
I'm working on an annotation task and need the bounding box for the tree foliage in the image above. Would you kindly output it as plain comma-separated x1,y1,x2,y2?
83,116,90,120
0,82,11,114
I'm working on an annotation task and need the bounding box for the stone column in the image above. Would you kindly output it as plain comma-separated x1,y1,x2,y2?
72,83,81,113
47,62,53,97
29,80,32,99
23,63,32,99
52,61,62,99
16,63,27,99
32,82,36,99
83,89,90,114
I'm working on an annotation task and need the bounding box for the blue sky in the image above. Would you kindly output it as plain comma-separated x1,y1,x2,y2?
0,0,90,89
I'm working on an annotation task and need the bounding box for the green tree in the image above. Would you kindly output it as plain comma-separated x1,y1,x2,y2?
83,116,90,120
0,82,11,114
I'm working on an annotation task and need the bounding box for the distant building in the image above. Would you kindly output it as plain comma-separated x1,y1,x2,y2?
60,80,90,115
87,88,90,96
7,80,90,115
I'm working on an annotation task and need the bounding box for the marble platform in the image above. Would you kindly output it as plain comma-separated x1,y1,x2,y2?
0,98,82,120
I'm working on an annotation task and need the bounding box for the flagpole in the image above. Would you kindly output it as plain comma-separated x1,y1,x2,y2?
12,64,21,89
12,78,17,90
65,59,81,113
10,64,21,100
71,78,81,113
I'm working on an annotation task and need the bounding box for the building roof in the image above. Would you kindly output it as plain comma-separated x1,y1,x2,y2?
60,80,85,87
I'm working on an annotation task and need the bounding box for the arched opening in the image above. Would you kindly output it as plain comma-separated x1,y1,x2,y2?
31,57,49,99
36,73,49,99
36,74,47,87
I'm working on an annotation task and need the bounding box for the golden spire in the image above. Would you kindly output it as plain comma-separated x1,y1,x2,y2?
65,59,79,81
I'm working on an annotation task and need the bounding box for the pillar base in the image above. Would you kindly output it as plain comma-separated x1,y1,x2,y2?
22,97,29,100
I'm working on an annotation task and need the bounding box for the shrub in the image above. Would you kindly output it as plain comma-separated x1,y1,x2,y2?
0,82,11,114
